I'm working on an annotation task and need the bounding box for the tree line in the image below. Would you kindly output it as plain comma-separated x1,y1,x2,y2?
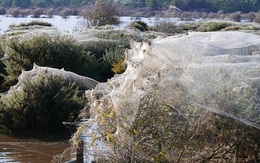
0,0,260,12
131,0,260,12
0,0,95,8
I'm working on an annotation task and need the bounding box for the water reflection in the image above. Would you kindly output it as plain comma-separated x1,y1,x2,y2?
0,134,70,163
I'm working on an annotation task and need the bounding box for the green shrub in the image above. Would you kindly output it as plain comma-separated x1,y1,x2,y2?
178,22,233,33
17,21,52,27
2,33,99,89
99,48,125,80
196,22,232,32
0,71,86,136
154,20,182,34
82,39,128,60
130,20,149,32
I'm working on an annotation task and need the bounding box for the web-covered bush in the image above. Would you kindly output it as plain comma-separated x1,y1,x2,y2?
2,33,99,89
77,31,260,163
97,88,260,162
0,71,86,136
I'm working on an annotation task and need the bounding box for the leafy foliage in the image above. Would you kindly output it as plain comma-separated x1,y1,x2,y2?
0,71,86,135
1,33,99,89
99,48,125,80
112,58,126,74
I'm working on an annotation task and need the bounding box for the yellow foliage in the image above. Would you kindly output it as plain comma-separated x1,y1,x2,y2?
112,58,126,74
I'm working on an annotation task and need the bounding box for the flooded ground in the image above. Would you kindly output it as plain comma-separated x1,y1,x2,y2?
0,134,70,163
0,15,183,34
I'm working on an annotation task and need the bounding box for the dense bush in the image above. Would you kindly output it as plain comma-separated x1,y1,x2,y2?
0,71,86,135
81,40,127,81
2,33,99,89
177,22,233,33
83,40,127,59
99,48,125,80
17,21,52,27
196,22,232,32
154,20,182,34
129,21,149,32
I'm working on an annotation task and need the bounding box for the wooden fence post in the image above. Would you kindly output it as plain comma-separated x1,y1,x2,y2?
76,139,84,163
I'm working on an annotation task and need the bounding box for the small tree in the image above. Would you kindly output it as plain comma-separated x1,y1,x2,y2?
10,7,20,17
82,0,120,27
229,12,242,22
46,8,55,18
59,8,72,19
0,7,6,15
31,8,43,18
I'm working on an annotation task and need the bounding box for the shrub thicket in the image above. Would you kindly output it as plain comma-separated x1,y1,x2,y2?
196,22,232,32
129,21,149,32
17,21,52,27
154,20,182,34
0,30,130,136
2,33,99,89
0,71,86,136
99,48,125,79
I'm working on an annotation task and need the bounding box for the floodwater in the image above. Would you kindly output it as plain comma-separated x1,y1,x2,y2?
0,15,85,33
0,134,70,163
0,15,182,34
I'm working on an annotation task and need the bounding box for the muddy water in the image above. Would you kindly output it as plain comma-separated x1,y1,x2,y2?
0,134,70,163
